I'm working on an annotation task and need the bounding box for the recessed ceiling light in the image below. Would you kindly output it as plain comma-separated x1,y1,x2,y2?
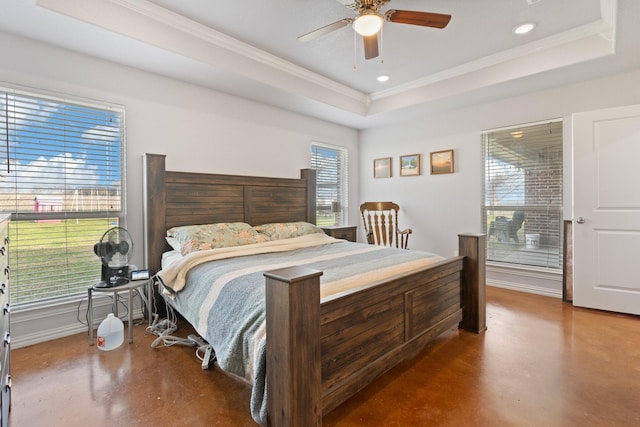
513,22,536,35
377,75,390,83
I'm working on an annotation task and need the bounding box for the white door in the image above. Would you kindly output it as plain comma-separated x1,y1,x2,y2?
572,104,640,315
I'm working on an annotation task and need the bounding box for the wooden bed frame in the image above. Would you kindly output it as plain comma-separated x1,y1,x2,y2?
143,153,486,426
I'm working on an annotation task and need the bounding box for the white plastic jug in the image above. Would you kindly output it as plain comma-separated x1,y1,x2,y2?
96,313,124,351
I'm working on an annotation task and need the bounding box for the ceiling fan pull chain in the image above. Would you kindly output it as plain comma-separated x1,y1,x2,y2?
353,31,357,69
380,24,384,64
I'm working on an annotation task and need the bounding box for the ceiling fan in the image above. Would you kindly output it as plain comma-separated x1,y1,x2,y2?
297,0,452,60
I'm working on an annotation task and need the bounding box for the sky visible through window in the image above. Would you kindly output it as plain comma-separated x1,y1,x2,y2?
0,92,122,213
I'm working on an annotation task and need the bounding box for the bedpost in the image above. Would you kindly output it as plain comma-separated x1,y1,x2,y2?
300,169,317,225
458,233,487,333
264,266,323,427
142,153,166,276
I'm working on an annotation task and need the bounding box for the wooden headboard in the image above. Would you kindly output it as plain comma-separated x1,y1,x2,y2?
142,153,316,275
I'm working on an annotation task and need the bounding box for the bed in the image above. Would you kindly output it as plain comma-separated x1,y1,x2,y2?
142,153,486,426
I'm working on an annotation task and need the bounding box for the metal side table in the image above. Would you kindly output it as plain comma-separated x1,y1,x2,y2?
88,279,153,345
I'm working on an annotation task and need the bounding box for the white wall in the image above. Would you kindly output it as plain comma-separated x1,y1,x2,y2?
0,32,359,347
360,68,640,295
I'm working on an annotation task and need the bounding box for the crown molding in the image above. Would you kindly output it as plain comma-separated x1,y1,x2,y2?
35,0,618,121
370,17,615,102
109,0,367,103
37,0,369,112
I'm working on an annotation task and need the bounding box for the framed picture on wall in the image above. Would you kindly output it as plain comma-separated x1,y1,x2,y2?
400,154,421,176
373,157,392,178
430,149,454,174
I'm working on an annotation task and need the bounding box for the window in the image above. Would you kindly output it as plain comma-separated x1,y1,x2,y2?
481,120,563,269
0,87,125,305
311,143,348,227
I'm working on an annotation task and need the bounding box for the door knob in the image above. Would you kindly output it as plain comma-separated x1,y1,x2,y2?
576,217,586,224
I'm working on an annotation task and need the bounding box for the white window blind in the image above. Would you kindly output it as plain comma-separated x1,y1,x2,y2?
481,120,563,269
0,87,125,305
311,143,348,227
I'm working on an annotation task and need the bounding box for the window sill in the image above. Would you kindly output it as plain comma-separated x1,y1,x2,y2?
486,261,562,276
486,261,563,298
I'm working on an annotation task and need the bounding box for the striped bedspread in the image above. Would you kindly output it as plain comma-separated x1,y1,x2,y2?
157,233,443,424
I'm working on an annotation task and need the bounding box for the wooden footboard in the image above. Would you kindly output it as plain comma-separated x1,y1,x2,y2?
264,233,486,427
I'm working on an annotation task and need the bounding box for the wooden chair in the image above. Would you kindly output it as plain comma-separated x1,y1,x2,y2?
359,202,412,249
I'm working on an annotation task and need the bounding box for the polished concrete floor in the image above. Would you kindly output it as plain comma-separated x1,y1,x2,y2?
9,287,640,427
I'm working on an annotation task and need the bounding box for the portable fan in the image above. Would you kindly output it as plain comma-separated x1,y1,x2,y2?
93,226,133,288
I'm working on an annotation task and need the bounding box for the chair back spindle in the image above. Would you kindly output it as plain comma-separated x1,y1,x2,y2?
360,202,412,249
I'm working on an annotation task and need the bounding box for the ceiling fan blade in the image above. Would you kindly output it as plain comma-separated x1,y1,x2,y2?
385,10,451,29
297,18,352,42
363,34,379,60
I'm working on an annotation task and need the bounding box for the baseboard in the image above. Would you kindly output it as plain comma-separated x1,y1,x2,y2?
11,294,146,349
13,309,146,349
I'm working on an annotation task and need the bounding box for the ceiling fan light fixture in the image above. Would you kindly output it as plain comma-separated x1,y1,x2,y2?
353,12,383,36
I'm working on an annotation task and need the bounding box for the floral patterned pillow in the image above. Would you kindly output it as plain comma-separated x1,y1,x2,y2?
167,222,270,255
253,222,324,240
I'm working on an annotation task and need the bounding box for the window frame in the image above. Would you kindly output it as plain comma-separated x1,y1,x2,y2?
311,142,348,227
481,120,563,270
1,85,126,306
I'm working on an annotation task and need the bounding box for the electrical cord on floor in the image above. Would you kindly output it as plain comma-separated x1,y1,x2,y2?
145,298,216,368
195,343,216,370
147,303,194,348
148,320,194,348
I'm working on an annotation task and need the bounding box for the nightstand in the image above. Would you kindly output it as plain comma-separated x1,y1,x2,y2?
321,225,357,242
88,279,153,345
